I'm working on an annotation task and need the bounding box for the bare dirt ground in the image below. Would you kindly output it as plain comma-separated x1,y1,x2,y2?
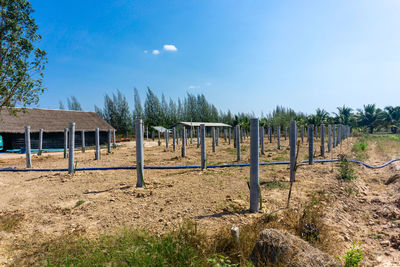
0,134,399,266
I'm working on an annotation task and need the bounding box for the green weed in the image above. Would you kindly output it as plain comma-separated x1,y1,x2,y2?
343,241,363,267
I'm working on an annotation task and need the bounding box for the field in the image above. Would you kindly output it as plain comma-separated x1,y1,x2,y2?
0,134,400,266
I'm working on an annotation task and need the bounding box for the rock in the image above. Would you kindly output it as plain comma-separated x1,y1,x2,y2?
249,229,341,267
380,240,390,247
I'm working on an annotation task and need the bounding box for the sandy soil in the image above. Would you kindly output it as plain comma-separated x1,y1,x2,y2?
0,135,399,266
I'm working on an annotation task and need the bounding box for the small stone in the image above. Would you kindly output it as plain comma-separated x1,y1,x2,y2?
380,240,390,247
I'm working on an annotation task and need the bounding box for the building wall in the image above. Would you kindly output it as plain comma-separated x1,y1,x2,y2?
0,131,110,151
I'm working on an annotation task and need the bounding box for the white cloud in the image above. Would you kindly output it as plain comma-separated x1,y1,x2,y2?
144,50,148,54
163,44,178,52
188,85,200,89
152,50,160,55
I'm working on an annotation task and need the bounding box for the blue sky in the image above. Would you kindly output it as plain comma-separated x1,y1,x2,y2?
31,0,400,115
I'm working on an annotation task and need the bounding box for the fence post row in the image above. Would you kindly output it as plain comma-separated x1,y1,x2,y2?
250,118,260,213
25,126,31,168
201,124,206,170
95,128,100,160
182,127,186,157
64,128,68,159
289,121,297,182
135,119,144,188
308,124,314,165
38,128,43,156
236,125,241,161
68,122,75,174
328,125,332,152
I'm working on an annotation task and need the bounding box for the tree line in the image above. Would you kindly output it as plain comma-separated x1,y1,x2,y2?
63,88,400,135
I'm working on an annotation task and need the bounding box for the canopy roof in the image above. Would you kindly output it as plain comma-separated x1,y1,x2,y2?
176,122,232,128
153,126,170,132
0,108,114,133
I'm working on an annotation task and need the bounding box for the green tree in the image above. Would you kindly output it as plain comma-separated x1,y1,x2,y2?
384,106,400,133
357,104,385,133
144,87,162,127
132,88,143,120
0,0,47,112
334,105,353,125
59,100,65,110
67,96,82,111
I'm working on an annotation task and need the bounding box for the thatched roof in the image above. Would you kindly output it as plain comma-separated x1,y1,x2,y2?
0,108,114,133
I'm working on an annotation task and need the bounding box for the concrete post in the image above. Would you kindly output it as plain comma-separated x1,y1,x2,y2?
146,125,149,140
328,125,332,152
308,125,314,165
38,128,43,156
321,124,325,157
228,128,231,145
236,125,241,161
25,126,31,168
108,129,112,153
337,124,342,145
164,130,168,149
332,125,336,148
240,127,243,143
81,130,85,152
290,120,297,182
277,126,281,150
152,131,154,141
182,127,186,157
268,127,272,143
95,128,100,160
233,127,236,148
197,127,200,148
224,129,227,142
64,128,68,159
135,119,144,188
68,122,75,174
216,128,219,146
301,126,304,143
113,130,116,148
250,118,260,213
190,127,193,144
260,126,265,155
173,127,176,151
201,124,206,170
158,131,161,146
212,127,216,153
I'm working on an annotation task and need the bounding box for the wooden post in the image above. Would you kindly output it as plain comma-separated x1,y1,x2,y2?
236,125,241,161
290,121,297,182
38,128,43,156
108,129,112,153
308,125,314,165
250,118,260,212
201,124,206,170
95,128,100,160
135,119,144,187
182,127,186,157
64,128,68,159
25,126,31,168
68,122,75,174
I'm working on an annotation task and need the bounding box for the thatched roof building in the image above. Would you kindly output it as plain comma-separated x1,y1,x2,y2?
0,108,114,133
0,108,114,151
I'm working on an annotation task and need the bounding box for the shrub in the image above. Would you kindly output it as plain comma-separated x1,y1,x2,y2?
337,154,357,180
344,241,363,267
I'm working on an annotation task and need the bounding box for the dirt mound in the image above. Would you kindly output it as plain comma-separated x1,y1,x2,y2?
249,228,341,267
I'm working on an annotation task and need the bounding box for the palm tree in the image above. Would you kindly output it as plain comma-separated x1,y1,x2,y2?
384,106,400,133
334,105,353,125
357,104,385,133
314,108,330,126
